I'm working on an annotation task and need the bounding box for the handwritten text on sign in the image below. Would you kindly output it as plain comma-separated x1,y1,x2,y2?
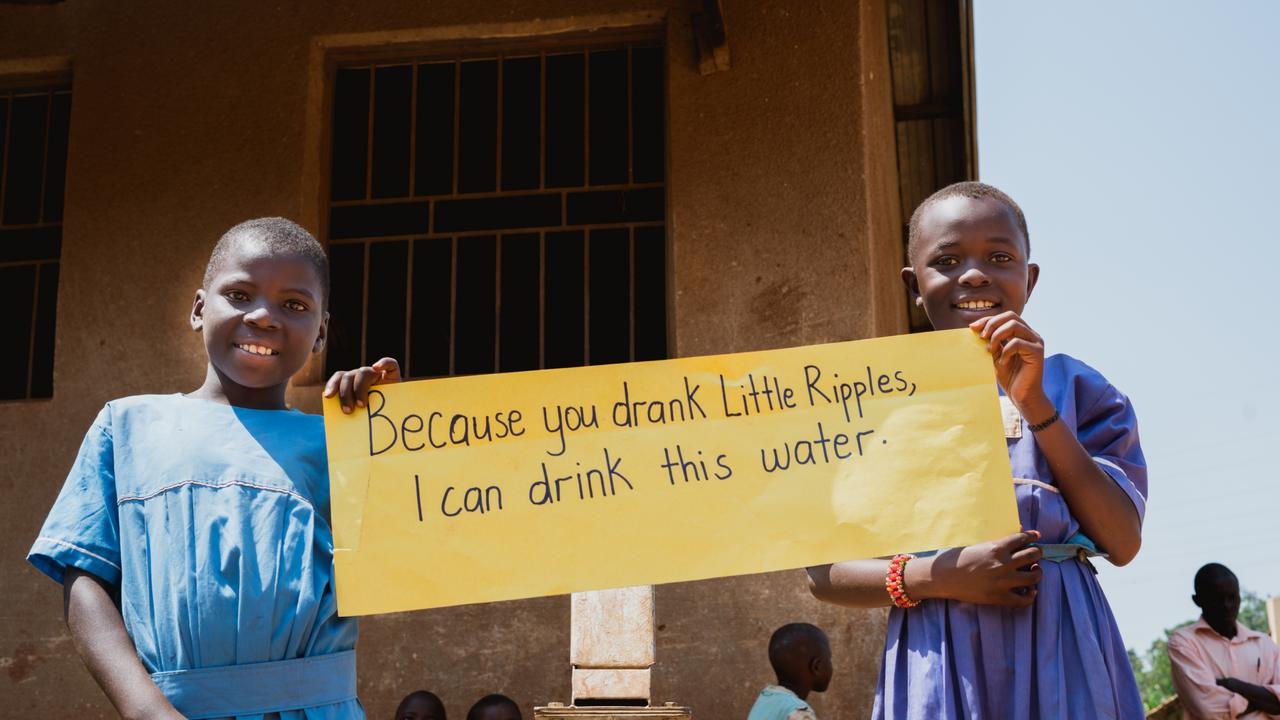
324,329,1018,616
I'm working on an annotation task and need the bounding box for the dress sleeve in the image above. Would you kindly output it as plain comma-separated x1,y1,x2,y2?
1075,378,1148,526
1167,631,1248,719
27,405,122,586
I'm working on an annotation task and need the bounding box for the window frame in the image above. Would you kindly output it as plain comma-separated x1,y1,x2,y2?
319,30,670,380
0,74,71,402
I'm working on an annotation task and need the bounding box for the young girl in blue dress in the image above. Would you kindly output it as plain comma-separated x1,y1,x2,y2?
808,182,1147,719
28,218,396,719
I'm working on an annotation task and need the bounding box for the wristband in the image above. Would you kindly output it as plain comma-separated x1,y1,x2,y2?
885,554,921,608
1028,409,1060,433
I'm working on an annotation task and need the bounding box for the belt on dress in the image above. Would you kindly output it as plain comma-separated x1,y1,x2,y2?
1034,532,1107,572
150,649,357,719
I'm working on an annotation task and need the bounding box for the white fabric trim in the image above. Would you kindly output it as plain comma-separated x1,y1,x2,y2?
35,536,122,571
1092,456,1126,476
1012,477,1059,494
118,478,313,508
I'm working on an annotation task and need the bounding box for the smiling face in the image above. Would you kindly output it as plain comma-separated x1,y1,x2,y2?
902,195,1039,331
190,235,328,407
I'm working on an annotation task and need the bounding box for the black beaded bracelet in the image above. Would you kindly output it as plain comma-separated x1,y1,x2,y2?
1028,409,1060,433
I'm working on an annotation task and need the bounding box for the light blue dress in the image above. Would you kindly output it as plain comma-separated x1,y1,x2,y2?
874,354,1147,720
28,394,362,719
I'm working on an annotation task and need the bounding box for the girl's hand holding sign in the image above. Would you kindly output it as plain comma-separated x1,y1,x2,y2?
326,357,402,414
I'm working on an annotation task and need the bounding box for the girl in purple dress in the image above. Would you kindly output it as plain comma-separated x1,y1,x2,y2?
808,182,1147,719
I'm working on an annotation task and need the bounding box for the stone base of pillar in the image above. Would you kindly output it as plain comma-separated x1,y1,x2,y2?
533,703,693,719
572,667,651,702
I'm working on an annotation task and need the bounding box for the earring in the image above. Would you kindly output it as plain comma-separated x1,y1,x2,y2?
915,296,925,308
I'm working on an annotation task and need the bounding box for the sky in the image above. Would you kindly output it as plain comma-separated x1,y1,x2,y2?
974,1,1280,652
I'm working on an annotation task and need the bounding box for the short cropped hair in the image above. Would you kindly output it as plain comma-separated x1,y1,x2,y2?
203,217,329,303
907,181,1030,261
1193,562,1237,596
466,694,520,720
396,690,447,719
767,622,828,676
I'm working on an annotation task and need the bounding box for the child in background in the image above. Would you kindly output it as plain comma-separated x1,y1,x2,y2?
28,218,395,719
808,182,1148,719
747,623,832,720
395,690,448,720
466,694,522,720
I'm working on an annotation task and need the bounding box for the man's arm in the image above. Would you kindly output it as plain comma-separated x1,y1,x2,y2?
1217,677,1280,715
64,568,184,720
1168,632,1249,719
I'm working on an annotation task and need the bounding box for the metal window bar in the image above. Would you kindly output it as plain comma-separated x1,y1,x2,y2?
364,70,376,200
449,235,458,376
582,222,590,367
495,57,504,198
359,240,371,366
326,220,664,245
407,64,419,197
324,41,666,379
328,180,663,206
538,230,546,369
625,46,633,184
0,90,13,220
26,264,40,396
37,83,52,225
493,226,502,372
628,226,635,363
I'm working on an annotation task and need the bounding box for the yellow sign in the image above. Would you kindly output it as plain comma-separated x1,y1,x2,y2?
324,329,1018,616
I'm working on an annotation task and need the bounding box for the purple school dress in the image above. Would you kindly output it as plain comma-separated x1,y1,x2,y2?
873,354,1147,720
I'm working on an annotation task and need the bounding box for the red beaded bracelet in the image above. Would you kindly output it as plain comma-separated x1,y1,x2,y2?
885,553,921,608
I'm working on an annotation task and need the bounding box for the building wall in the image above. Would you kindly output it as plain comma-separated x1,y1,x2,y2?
0,1,904,717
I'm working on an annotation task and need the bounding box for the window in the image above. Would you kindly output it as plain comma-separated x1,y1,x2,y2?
324,40,667,378
0,83,69,400
887,0,976,331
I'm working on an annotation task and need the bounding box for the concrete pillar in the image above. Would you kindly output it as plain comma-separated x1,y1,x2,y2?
534,585,693,718
570,586,655,703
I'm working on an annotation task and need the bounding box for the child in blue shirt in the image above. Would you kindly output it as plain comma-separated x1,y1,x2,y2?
28,218,396,719
747,623,832,720
808,182,1147,719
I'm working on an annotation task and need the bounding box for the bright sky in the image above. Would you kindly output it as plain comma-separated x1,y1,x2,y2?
974,1,1280,652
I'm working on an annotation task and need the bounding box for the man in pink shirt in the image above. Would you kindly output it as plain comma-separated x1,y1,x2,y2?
1168,563,1280,719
